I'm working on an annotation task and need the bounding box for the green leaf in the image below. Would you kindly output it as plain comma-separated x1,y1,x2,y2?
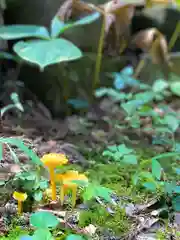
122,154,137,165
33,229,54,240
0,138,42,165
13,39,82,70
170,81,180,97
39,180,49,189
50,16,66,38
34,191,43,202
164,182,176,195
8,146,20,164
73,12,100,27
0,25,50,40
164,114,179,132
117,144,133,155
152,79,169,93
152,159,162,180
143,182,157,192
30,211,59,229
66,234,85,240
95,88,109,97
83,184,112,203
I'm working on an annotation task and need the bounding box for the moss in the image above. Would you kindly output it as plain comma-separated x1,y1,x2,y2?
79,204,130,235
0,227,28,240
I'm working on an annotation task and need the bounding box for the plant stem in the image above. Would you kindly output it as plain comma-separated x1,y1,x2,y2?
168,21,180,51
93,15,106,98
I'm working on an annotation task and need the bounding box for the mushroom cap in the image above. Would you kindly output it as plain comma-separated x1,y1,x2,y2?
56,171,88,187
41,153,68,168
13,191,28,201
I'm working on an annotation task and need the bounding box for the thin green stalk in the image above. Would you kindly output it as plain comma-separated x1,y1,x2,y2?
93,15,106,98
168,21,180,51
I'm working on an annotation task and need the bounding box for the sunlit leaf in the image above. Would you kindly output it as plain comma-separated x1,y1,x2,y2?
122,154,137,165
164,114,179,132
34,191,43,202
13,39,82,70
50,16,66,38
143,182,157,191
152,79,169,93
66,234,85,240
0,25,50,40
170,81,180,97
33,229,53,240
30,211,59,229
117,144,133,155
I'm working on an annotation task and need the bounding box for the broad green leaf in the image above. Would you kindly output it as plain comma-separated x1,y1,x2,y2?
164,114,179,132
121,100,143,116
117,144,133,155
20,235,33,240
33,229,53,240
152,79,168,93
13,39,82,70
0,138,42,165
170,81,180,97
66,234,85,240
94,185,113,202
30,211,59,229
143,182,157,192
34,191,43,202
122,154,137,165
73,12,101,27
102,150,115,158
39,180,49,189
0,25,50,40
164,182,176,195
83,184,112,203
152,159,162,180
83,184,95,201
50,16,66,38
107,145,118,152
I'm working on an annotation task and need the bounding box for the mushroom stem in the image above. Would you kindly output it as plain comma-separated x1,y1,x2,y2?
49,168,56,201
18,201,22,215
72,186,77,208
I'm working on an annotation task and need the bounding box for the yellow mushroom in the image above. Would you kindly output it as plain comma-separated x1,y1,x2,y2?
56,171,88,207
41,153,68,201
13,191,27,215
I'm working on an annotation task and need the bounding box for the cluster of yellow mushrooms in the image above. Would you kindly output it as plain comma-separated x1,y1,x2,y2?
13,153,88,214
